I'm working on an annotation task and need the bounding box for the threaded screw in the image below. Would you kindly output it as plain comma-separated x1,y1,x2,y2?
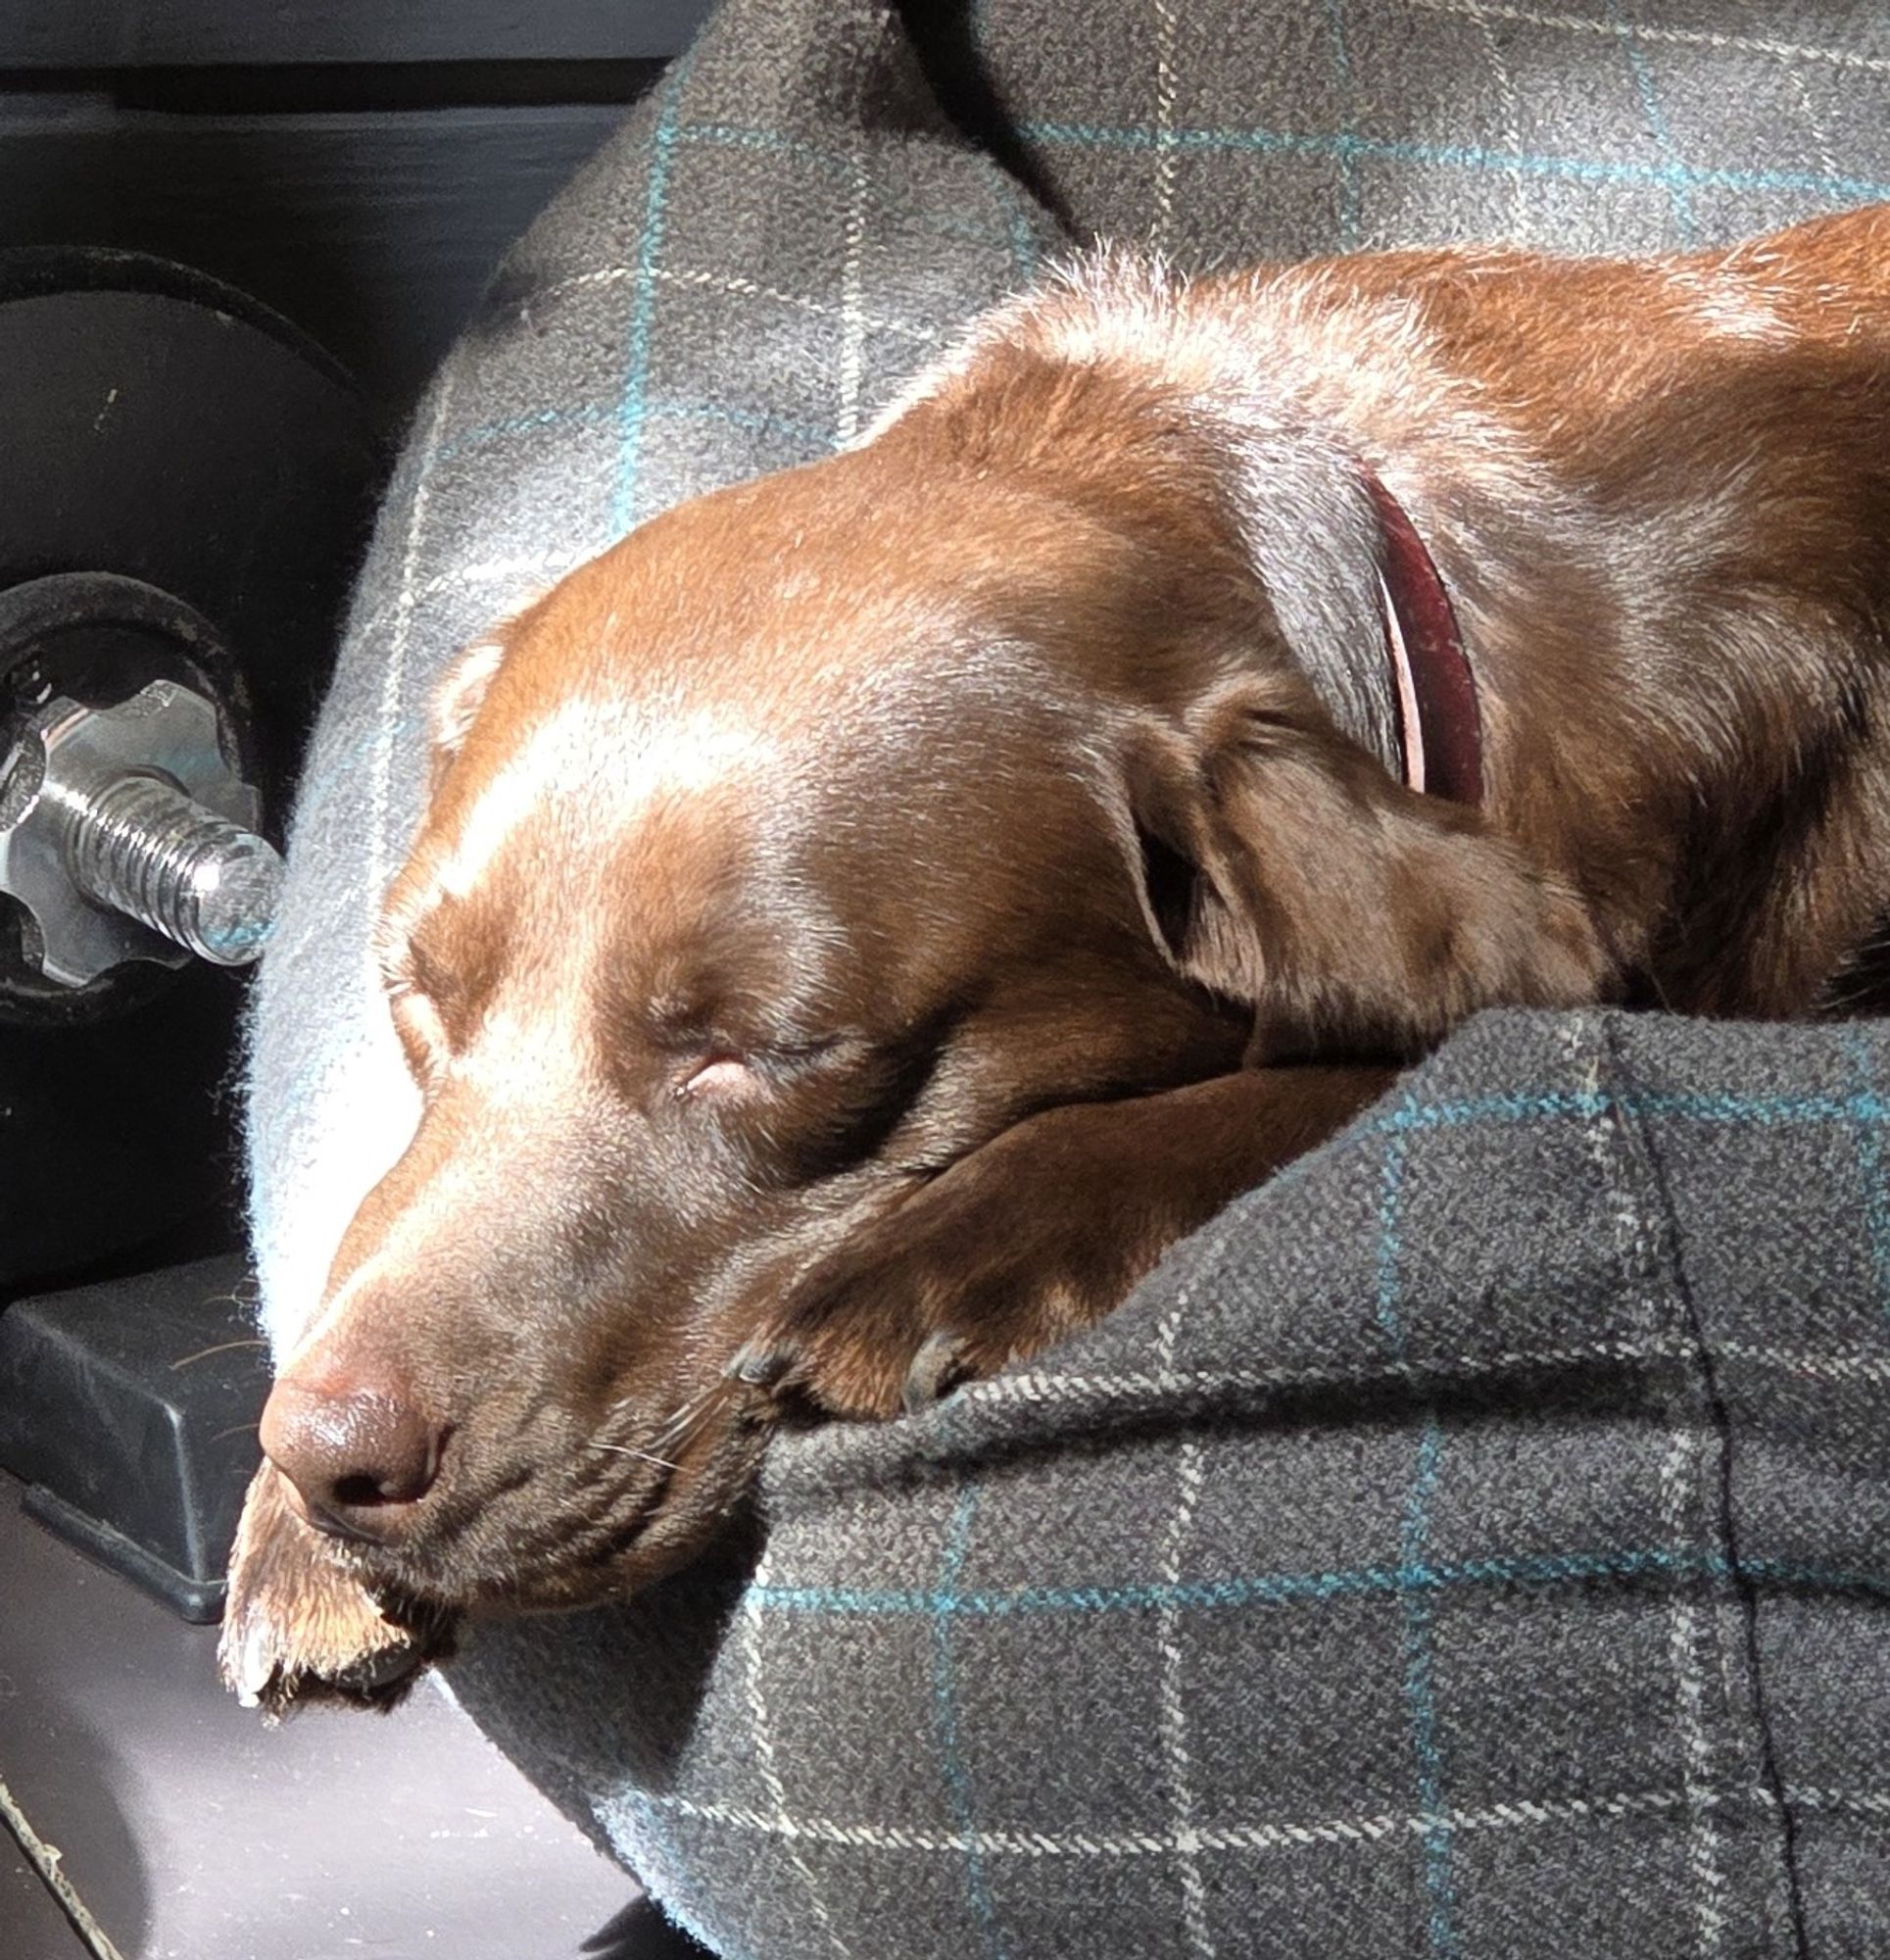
63,770,284,967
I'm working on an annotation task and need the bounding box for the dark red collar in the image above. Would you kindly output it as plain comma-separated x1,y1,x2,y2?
1360,470,1482,806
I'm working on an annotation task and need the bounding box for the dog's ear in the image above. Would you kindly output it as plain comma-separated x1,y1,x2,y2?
1123,685,1608,1059
426,632,510,794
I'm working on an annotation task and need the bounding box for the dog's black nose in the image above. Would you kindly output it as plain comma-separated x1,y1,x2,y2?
260,1374,445,1541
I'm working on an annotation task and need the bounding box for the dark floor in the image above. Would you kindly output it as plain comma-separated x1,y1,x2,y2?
0,1471,648,1960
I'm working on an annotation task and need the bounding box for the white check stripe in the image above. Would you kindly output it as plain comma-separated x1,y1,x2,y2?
1785,65,1843,182
512,260,945,344
346,550,592,673
656,1783,1879,1859
1400,0,1890,75
1718,1344,1890,1384
1661,1427,1726,1957
1154,1291,1214,1956
965,1337,1890,1410
278,375,460,1368
650,265,945,341
833,15,883,447
369,372,456,904
1567,1008,1724,1955
837,143,870,442
1782,1786,1890,1816
1151,0,1181,250
1470,4,1529,235
970,1342,1674,1406
744,1545,853,1958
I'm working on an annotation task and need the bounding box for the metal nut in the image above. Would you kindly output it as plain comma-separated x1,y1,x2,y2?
0,679,281,987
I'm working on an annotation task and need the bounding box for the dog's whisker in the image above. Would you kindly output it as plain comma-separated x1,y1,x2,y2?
171,1337,270,1370
652,1385,718,1447
656,1380,741,1453
590,1443,680,1471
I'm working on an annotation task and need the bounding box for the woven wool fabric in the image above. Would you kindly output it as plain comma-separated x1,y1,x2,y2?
457,1007,1890,1958
243,2,1890,1953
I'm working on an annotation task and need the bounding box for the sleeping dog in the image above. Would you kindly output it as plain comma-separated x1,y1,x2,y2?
224,203,1890,1710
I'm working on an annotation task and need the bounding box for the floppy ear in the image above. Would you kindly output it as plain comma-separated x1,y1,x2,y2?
426,633,509,794
1124,686,1609,1060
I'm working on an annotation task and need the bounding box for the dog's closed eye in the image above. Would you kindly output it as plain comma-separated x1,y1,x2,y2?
676,1054,757,1100
673,1035,851,1102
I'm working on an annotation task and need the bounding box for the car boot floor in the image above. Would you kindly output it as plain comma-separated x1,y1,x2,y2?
0,1470,650,1960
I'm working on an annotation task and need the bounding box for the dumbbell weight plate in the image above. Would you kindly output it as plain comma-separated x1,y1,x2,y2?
0,250,382,1289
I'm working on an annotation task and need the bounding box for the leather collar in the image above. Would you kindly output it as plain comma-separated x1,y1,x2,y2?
1361,469,1482,806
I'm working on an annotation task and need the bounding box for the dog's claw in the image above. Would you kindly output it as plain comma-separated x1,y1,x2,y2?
902,1331,972,1413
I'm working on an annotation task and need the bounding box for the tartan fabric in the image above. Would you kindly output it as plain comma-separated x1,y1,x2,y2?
240,1,1890,1952
457,1007,1890,1958
982,0,1890,256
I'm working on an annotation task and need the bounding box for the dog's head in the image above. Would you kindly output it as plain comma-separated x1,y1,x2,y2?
235,308,1602,1698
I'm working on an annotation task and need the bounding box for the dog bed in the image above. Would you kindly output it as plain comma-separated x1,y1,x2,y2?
246,3,1890,1952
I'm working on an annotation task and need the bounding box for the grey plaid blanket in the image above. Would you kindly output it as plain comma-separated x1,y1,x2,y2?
244,2,1890,1953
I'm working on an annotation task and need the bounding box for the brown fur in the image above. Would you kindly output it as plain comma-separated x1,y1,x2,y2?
218,1461,456,1715
227,206,1890,1709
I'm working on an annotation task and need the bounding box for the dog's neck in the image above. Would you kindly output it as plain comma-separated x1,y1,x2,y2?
895,265,1486,802
944,259,1487,804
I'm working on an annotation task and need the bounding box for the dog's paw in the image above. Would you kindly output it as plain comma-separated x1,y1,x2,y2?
727,1111,1142,1420
218,1461,459,1717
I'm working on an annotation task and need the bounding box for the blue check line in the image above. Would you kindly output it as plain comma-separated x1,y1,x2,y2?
434,396,834,472
1016,121,1890,206
612,56,694,537
1376,1091,1416,1350
1603,0,1697,241
653,397,835,448
432,403,593,465
1362,1085,1890,1140
611,1789,722,1954
749,1547,1887,1619
931,1488,1008,1958
679,123,1018,248
1006,205,1042,282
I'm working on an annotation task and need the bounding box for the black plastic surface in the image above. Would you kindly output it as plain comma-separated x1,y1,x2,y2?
0,1472,641,1959
0,1253,271,1620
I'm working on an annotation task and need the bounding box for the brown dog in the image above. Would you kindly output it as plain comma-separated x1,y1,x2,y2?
223,204,1890,1710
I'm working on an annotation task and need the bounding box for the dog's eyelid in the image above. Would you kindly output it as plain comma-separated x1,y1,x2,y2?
674,1054,750,1098
646,998,849,1059
757,1030,849,1064
668,1031,853,1103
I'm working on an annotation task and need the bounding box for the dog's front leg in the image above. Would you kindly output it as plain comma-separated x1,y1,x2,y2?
729,1064,1396,1420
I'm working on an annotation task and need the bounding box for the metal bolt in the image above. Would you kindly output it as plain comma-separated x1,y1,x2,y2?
62,770,284,967
0,679,281,988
